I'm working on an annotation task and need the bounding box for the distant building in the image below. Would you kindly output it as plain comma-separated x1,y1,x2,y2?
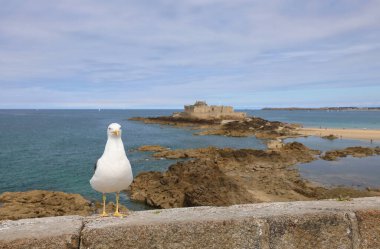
173,101,246,120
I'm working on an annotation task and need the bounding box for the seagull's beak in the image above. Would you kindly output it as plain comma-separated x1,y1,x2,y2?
112,129,120,136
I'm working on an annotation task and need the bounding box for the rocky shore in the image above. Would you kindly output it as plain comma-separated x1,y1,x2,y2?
130,143,380,208
321,146,380,161
2,145,379,220
130,116,300,139
0,190,128,221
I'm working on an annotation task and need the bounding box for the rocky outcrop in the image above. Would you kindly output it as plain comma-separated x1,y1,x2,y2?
130,160,258,208
129,116,218,127
197,117,299,139
137,145,169,152
0,190,93,221
321,146,380,161
0,190,128,221
321,134,338,140
129,116,300,139
131,143,378,208
152,147,221,159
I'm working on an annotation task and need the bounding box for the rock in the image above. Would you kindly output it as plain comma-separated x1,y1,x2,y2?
266,139,284,150
130,115,298,139
129,116,217,126
137,145,169,152
321,134,338,140
130,160,257,208
0,190,93,221
93,201,130,215
131,143,380,209
198,117,298,139
0,190,129,221
321,146,380,161
152,147,220,159
130,143,320,208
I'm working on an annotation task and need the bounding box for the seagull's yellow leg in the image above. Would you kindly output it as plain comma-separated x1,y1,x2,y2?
101,193,108,217
113,192,123,217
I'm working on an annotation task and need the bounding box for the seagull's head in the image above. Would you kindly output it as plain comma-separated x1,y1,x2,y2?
107,123,122,138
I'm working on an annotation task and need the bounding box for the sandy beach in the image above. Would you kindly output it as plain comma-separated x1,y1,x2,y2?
298,127,380,141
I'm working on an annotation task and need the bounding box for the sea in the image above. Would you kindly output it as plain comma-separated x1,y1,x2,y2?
0,109,379,210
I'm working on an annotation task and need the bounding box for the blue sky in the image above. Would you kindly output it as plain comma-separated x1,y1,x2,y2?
0,0,379,108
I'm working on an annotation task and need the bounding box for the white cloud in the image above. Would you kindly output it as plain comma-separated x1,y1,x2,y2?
0,0,379,107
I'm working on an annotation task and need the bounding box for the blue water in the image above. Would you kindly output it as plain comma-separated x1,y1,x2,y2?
284,136,380,151
246,110,380,129
298,156,380,189
0,109,379,210
0,109,265,210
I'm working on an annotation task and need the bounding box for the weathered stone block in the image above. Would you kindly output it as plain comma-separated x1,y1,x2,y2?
0,216,83,249
356,210,380,249
1,198,380,249
266,212,353,249
81,212,267,249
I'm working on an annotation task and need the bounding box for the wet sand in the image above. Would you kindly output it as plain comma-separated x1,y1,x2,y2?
298,127,380,141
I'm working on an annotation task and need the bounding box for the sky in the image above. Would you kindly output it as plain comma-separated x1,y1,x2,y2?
0,0,380,109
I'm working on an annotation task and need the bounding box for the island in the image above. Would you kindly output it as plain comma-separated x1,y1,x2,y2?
130,101,300,139
131,101,380,141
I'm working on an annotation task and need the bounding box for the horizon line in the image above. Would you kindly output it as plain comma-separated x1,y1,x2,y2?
1,106,379,111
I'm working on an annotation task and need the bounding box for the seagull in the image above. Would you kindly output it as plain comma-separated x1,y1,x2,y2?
90,123,133,217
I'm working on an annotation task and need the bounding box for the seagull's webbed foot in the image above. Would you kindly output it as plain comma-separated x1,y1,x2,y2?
113,192,123,218
113,211,123,217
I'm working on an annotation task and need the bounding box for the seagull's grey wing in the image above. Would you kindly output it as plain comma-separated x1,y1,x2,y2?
94,160,98,172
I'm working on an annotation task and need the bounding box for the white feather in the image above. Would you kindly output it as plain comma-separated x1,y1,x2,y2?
90,123,133,193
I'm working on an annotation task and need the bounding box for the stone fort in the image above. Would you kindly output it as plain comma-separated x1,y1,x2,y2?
173,101,246,120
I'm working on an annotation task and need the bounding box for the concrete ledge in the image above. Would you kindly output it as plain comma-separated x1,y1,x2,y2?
0,216,83,249
1,197,380,249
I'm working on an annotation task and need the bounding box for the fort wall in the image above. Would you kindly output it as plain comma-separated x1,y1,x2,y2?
175,101,246,120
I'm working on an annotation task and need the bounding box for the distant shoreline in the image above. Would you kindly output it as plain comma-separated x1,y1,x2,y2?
298,127,380,141
262,107,380,111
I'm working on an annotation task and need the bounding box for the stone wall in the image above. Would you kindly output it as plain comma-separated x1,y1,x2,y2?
179,101,246,120
1,197,380,249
